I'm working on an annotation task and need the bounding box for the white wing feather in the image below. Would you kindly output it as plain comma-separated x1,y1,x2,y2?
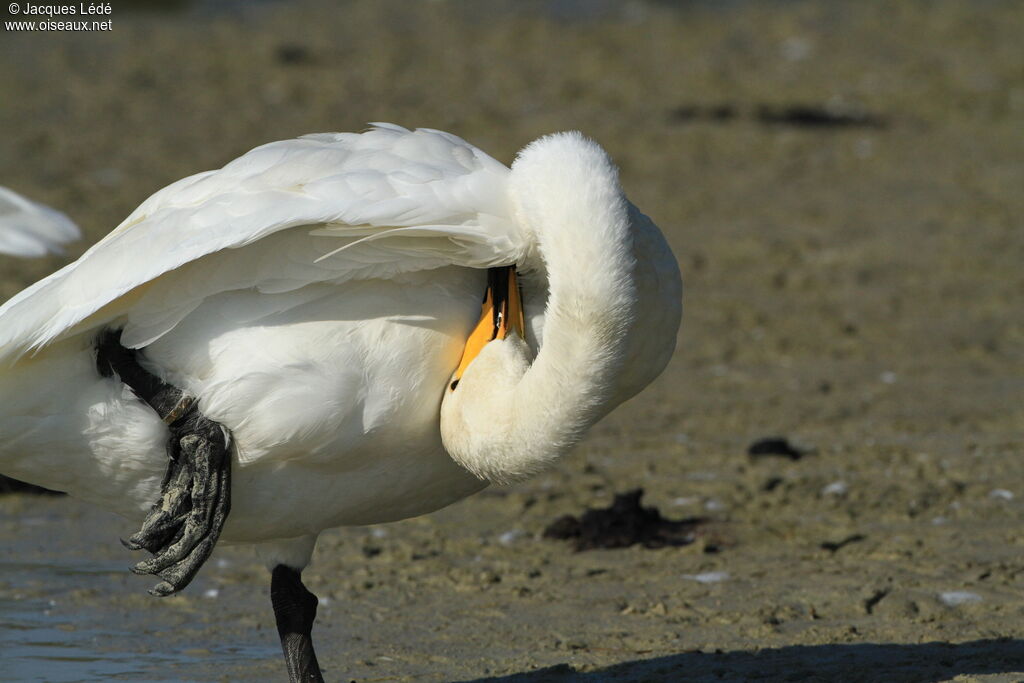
0,186,80,258
0,125,526,362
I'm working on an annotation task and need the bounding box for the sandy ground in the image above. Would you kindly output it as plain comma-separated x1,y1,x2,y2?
1,0,1023,681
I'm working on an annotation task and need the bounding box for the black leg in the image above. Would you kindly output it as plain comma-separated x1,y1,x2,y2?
271,565,325,683
95,329,232,596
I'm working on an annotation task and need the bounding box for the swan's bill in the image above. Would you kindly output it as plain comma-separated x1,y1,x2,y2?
449,266,525,391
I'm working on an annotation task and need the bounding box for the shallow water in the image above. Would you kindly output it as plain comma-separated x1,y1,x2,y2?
0,497,280,681
4,594,186,683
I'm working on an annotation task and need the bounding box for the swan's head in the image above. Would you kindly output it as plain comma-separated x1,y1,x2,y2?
440,132,682,485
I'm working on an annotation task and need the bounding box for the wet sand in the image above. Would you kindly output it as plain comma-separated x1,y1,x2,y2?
1,1,1023,680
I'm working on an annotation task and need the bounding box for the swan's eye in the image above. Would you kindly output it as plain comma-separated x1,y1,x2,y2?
450,379,460,391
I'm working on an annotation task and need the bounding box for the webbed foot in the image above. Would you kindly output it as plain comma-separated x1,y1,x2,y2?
96,329,232,596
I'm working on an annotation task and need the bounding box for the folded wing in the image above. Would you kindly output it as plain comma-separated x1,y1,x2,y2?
0,124,525,362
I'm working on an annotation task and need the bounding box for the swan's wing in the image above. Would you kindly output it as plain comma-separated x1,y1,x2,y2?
0,186,80,257
0,124,525,362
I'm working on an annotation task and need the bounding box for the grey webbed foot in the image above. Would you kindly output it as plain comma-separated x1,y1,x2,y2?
121,450,192,552
132,422,232,596
95,329,232,596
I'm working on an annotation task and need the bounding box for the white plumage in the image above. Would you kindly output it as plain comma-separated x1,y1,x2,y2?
0,123,681,580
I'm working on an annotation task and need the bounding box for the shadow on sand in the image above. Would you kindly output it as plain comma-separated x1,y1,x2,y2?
460,639,1024,683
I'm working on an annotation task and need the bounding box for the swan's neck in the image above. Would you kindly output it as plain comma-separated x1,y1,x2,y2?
440,133,640,484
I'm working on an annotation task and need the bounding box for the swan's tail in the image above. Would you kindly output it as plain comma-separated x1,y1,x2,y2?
0,186,80,258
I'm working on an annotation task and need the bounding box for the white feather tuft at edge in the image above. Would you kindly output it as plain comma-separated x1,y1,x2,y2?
0,186,80,258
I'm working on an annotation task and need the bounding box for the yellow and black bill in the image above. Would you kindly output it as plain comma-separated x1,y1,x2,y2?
450,265,526,390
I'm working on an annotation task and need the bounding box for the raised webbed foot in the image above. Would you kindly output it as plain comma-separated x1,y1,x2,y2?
96,329,232,596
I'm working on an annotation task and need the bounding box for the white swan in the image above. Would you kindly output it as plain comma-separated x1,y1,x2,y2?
0,124,681,680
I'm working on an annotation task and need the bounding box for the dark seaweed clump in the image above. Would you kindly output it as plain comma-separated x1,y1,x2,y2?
0,475,64,496
668,102,886,129
747,436,808,461
543,489,704,551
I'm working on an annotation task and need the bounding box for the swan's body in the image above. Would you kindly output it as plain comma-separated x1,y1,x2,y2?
0,124,681,678
0,269,487,538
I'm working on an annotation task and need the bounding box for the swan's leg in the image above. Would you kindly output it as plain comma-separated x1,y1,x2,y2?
271,565,325,683
95,329,232,596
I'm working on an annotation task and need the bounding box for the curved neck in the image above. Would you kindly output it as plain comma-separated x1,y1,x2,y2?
441,134,639,484
513,185,637,453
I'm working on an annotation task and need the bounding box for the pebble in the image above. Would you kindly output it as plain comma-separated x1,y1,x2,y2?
939,591,982,607
683,571,730,584
821,481,848,496
498,529,526,545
